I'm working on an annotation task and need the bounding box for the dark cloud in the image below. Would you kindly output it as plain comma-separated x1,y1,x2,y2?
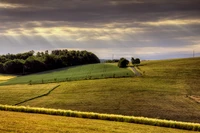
1,0,200,23
0,0,200,59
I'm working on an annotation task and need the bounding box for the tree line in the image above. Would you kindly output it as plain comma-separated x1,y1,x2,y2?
0,49,100,74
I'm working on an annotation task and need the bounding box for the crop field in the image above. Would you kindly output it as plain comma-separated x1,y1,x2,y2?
0,63,133,85
0,110,199,133
0,84,58,105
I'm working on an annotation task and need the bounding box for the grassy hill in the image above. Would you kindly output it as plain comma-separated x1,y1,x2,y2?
0,111,198,133
0,63,133,85
0,57,200,123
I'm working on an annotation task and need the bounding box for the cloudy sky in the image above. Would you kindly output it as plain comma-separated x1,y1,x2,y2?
0,0,200,60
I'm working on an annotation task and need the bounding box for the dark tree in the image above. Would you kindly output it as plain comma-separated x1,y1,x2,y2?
118,58,129,68
24,57,46,73
135,58,141,64
131,57,135,64
4,59,24,74
0,63,4,73
131,57,140,65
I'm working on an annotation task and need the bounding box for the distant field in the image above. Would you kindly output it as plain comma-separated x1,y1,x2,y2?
0,63,133,85
0,111,198,133
139,57,200,95
0,84,58,105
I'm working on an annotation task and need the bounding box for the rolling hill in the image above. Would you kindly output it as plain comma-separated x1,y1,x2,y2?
0,57,200,124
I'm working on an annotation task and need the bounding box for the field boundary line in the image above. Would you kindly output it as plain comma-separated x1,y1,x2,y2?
14,85,60,106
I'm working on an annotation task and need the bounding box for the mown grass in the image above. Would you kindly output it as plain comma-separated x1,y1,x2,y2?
0,105,200,132
0,63,133,85
0,84,59,105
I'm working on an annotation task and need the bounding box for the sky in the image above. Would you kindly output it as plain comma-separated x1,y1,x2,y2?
0,0,200,60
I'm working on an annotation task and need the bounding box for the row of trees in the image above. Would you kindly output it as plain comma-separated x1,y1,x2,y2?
0,50,100,74
118,57,140,68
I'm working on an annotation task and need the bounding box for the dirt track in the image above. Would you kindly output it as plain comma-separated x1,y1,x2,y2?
129,66,142,76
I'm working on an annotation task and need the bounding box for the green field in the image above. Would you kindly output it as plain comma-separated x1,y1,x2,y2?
0,63,133,85
0,111,198,133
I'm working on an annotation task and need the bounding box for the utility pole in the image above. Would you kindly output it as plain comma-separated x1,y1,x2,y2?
193,50,195,58
112,54,114,60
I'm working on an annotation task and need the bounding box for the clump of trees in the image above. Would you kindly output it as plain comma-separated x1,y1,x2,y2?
0,49,100,74
105,59,119,63
118,58,129,68
131,57,140,65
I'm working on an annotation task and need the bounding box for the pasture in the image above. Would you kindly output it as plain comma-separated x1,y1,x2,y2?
0,63,133,85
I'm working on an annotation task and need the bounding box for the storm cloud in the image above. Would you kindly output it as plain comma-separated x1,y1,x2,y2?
0,0,200,59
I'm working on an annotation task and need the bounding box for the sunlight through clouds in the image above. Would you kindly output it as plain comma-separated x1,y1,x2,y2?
0,3,24,9
0,0,200,59
142,19,200,26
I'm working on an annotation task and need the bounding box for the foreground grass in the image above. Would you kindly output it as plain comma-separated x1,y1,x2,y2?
0,84,58,105
0,106,200,132
1,63,133,85
1,111,197,133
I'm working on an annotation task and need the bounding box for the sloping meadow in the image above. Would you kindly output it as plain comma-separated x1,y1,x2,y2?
0,63,133,85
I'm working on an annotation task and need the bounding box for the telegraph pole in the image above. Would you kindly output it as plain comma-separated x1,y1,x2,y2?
193,50,195,58
112,54,114,60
